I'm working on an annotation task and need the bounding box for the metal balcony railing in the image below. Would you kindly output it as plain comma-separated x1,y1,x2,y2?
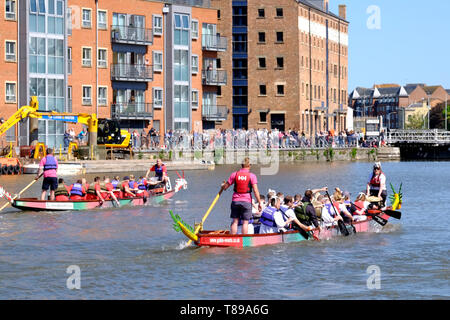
111,103,153,119
111,64,153,82
111,25,153,45
202,34,227,51
202,69,227,86
202,105,228,121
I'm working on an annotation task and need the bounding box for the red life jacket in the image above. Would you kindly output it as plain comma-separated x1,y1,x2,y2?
370,172,384,188
233,170,253,194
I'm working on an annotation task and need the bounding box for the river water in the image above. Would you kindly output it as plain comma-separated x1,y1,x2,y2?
0,161,448,299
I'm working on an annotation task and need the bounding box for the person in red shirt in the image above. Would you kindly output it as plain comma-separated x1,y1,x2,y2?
120,176,136,199
69,179,87,200
103,177,120,206
54,178,70,201
86,177,105,202
146,158,168,185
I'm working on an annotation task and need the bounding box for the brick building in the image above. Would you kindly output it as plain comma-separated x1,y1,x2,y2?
349,83,449,129
0,0,224,148
212,0,349,136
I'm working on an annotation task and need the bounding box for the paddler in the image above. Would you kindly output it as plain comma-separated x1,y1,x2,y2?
103,177,120,206
36,148,58,200
219,157,262,235
120,176,136,198
145,158,168,188
280,196,312,232
69,179,87,200
111,176,120,189
54,178,70,201
86,177,106,202
366,162,387,206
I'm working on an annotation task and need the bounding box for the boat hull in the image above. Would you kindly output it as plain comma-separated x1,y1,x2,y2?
12,190,177,212
193,214,390,248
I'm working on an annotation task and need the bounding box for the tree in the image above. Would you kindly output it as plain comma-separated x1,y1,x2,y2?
405,113,426,129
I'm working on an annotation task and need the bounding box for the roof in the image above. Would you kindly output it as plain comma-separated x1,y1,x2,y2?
404,84,422,94
297,0,349,23
423,86,441,95
446,89,450,95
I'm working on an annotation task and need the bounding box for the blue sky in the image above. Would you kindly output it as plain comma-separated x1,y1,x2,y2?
329,0,450,91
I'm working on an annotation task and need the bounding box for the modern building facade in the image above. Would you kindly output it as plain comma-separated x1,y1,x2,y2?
212,0,349,135
349,83,449,130
1,0,225,148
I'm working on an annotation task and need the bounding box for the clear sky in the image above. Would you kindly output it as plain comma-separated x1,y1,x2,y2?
329,0,450,92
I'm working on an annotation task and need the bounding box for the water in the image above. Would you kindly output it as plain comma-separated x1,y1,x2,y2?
0,162,448,299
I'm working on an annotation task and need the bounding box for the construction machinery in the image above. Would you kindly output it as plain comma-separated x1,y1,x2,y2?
0,96,132,162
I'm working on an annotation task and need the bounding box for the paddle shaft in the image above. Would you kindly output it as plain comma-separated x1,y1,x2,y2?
186,190,222,246
325,191,350,236
0,174,42,212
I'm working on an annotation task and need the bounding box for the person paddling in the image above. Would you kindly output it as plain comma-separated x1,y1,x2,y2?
54,178,70,201
120,176,136,198
219,157,262,235
86,177,105,202
69,179,86,200
366,162,387,206
103,177,120,206
36,148,58,200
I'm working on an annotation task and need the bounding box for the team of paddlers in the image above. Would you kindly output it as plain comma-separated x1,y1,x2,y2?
220,158,388,235
35,148,169,205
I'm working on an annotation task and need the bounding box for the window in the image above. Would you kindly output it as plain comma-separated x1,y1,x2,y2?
68,47,72,74
82,8,91,28
216,58,221,69
276,8,283,17
5,0,16,20
191,55,199,74
277,84,285,96
276,31,283,43
98,86,107,106
259,111,267,123
153,88,163,108
276,57,284,69
153,51,163,72
82,47,92,67
5,41,16,62
217,10,221,19
174,14,190,46
258,8,265,18
259,84,267,96
153,15,163,35
98,48,107,68
258,57,266,69
47,38,64,74
67,7,72,35
82,86,92,105
258,32,265,43
5,82,16,103
191,19,198,39
29,37,46,73
97,10,107,30
191,89,198,109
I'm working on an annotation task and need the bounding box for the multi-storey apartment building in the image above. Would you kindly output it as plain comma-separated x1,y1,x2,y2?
1,0,225,148
212,0,349,135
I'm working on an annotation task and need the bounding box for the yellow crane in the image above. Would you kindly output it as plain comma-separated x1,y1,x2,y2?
0,96,132,158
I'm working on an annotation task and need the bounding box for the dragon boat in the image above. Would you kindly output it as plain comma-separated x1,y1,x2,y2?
0,176,187,212
170,184,402,248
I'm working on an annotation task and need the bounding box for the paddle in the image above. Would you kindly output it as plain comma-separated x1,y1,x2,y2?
325,190,349,236
383,209,401,220
0,174,43,212
367,212,388,226
186,189,223,246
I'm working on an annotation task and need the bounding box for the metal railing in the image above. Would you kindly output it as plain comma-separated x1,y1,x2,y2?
202,34,227,51
111,64,153,81
202,105,228,121
111,25,153,45
202,70,227,86
387,129,450,145
111,103,153,119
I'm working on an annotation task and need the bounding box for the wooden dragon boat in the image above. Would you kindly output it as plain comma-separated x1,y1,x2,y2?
0,176,187,212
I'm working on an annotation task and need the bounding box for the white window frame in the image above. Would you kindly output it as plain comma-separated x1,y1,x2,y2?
191,19,199,39
153,87,163,109
191,89,199,109
82,8,92,28
97,48,107,68
191,54,199,74
5,40,16,62
97,86,107,106
153,15,163,36
82,47,92,67
82,85,92,105
97,9,107,30
5,0,16,20
153,51,163,72
5,82,16,103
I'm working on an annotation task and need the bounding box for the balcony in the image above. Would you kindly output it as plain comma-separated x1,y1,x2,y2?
111,103,153,120
111,25,153,45
202,105,228,121
202,70,227,86
202,34,227,51
111,64,153,82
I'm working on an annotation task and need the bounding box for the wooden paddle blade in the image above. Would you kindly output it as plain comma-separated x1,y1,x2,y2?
384,210,401,220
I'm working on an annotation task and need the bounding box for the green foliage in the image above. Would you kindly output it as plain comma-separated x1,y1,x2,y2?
351,148,358,160
406,113,427,129
323,148,335,161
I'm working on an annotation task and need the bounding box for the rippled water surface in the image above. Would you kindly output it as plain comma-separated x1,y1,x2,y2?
0,161,448,299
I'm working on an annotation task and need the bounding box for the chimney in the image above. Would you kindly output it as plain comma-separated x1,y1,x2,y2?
324,0,329,12
339,4,347,20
